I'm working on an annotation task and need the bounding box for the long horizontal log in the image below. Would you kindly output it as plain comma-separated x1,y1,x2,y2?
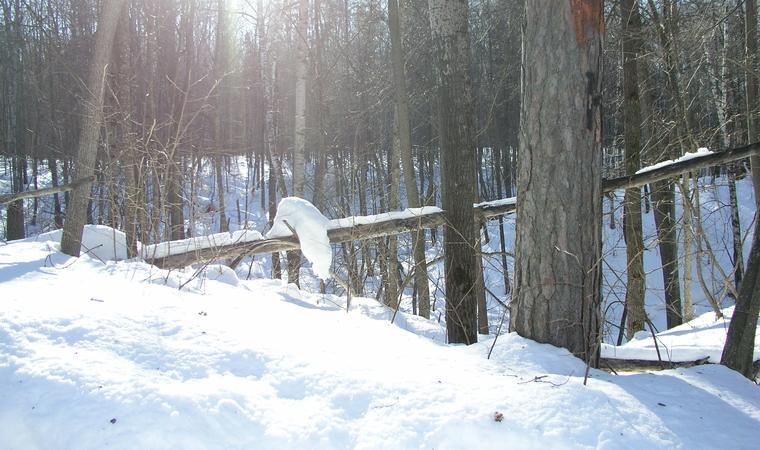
599,357,710,372
147,142,760,269
478,143,760,218
602,141,760,192
148,209,448,269
0,176,96,205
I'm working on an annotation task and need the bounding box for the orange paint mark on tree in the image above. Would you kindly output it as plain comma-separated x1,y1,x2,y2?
569,0,605,44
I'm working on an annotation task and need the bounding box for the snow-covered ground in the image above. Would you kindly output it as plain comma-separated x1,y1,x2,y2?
1,230,760,449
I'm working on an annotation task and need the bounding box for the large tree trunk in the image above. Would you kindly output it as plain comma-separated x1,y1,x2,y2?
428,0,479,344
61,0,126,256
721,216,760,379
510,0,603,364
4,1,26,241
746,0,760,209
621,0,646,337
389,0,431,318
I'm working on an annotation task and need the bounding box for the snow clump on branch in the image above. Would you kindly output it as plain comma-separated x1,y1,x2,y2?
267,197,332,280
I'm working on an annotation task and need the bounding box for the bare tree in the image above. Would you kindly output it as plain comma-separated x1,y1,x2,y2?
60,0,126,256
428,0,479,344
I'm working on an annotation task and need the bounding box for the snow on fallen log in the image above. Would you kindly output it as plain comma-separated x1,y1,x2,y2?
141,229,264,264
635,147,712,175
602,141,760,191
474,197,517,219
145,203,446,270
267,197,332,280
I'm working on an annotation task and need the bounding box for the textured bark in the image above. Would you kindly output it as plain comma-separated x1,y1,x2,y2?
4,2,25,240
746,0,760,209
621,0,646,336
428,0,479,344
61,0,126,256
721,216,760,379
510,0,603,363
389,0,431,318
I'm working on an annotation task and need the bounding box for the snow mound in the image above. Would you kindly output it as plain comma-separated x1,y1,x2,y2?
601,307,760,363
1,239,760,449
32,225,129,262
202,264,240,287
267,197,332,280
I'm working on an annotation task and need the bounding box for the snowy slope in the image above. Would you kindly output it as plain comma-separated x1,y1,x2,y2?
1,235,759,449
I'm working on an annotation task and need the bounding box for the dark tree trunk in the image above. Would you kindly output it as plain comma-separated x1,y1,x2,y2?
652,181,683,328
746,0,760,208
721,217,760,379
429,0,479,344
621,0,646,337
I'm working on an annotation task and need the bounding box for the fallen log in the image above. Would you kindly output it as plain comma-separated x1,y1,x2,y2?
147,208,447,269
602,141,760,192
145,142,760,269
599,357,710,373
0,176,96,205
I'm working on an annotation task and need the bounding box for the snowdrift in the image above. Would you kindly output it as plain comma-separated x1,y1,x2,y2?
1,234,759,449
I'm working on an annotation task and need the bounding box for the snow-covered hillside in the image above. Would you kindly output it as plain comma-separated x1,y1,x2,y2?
1,230,759,449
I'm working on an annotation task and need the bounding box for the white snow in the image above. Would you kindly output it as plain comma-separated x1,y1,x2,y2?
328,206,442,229
1,236,759,449
25,225,130,262
635,147,713,174
474,197,517,209
601,307,759,363
267,197,332,279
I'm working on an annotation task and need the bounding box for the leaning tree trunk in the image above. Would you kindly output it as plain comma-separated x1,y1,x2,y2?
746,0,760,209
721,216,760,379
510,0,604,364
61,0,126,256
621,0,646,337
428,0,479,345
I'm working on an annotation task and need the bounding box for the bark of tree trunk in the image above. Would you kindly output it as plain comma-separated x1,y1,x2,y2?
61,0,126,256
652,181,683,328
428,0,479,344
746,0,760,209
510,0,604,364
389,0,431,318
621,0,647,337
721,216,760,379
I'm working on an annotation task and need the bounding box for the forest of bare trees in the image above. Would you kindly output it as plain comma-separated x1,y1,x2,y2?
2,0,759,378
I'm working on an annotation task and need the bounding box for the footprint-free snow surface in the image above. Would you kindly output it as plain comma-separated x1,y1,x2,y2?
1,233,759,449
